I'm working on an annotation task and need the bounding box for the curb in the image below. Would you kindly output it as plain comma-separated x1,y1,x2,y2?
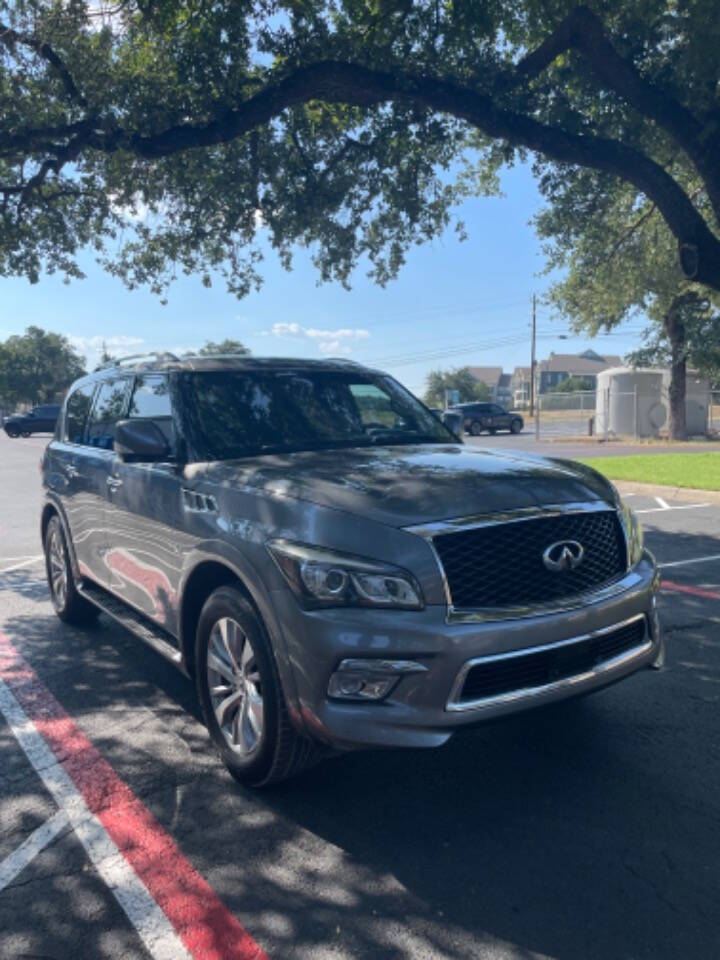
614,480,720,504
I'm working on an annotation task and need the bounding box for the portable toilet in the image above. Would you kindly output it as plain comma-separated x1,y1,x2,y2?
661,370,710,436
595,367,666,438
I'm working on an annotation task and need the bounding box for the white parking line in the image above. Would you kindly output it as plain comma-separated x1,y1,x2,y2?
0,556,43,563
636,503,709,514
0,809,69,891
659,554,720,569
0,555,44,575
0,677,194,960
655,496,670,510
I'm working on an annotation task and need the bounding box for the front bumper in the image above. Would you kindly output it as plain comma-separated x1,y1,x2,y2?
275,552,661,750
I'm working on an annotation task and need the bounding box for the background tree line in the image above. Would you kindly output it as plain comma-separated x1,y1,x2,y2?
0,329,249,412
0,327,85,410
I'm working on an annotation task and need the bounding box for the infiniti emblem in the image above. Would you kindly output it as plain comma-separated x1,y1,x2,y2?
542,540,585,572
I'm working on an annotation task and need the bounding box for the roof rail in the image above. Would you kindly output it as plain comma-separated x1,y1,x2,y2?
94,351,180,372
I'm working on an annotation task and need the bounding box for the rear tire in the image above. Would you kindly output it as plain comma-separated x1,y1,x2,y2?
44,516,100,625
20,430,31,438
5,426,19,438
510,418,523,434
195,585,320,787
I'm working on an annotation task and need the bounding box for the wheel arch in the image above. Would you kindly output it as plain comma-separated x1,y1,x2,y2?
179,560,241,674
40,498,79,577
179,556,306,736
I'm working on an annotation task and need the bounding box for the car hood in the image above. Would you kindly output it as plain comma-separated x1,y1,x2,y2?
193,444,616,528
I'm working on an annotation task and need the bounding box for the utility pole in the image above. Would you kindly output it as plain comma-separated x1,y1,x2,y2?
529,293,537,418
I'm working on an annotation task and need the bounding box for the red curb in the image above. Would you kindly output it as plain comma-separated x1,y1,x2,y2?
661,580,720,601
0,632,267,960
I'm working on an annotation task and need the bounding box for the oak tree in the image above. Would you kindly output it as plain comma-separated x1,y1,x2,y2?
1,1,719,302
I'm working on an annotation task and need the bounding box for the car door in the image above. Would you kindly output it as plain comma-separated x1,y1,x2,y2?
34,406,53,433
103,374,188,633
45,382,98,572
490,404,510,430
79,376,134,587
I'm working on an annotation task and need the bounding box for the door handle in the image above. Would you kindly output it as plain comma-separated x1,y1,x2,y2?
64,464,79,479
106,476,123,491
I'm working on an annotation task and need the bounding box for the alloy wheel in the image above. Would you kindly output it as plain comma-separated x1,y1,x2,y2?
206,617,264,756
48,526,68,610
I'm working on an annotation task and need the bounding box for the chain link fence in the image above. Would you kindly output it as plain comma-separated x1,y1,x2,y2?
533,391,596,437
710,392,720,435
530,388,719,439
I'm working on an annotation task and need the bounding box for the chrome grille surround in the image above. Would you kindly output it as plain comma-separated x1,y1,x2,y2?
406,502,635,623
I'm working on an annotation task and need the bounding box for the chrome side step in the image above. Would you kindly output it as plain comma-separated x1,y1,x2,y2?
79,580,184,670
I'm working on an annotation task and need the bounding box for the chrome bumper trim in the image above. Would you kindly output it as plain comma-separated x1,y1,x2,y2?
446,613,650,712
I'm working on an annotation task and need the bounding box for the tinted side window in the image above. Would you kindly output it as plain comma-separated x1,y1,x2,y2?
349,383,400,429
129,375,175,449
87,378,131,450
65,384,96,444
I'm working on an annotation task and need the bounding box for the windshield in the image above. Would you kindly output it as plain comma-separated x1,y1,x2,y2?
180,369,456,460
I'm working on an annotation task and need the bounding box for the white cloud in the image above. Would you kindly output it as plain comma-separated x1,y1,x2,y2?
69,335,146,369
270,322,369,356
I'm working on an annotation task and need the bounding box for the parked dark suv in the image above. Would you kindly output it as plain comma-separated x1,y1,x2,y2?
41,354,662,787
4,404,60,438
451,402,524,436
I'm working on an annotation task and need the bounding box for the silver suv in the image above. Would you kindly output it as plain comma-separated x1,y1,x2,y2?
41,354,662,786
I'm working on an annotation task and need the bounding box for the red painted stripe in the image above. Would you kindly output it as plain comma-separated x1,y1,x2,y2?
0,632,267,960
661,579,720,601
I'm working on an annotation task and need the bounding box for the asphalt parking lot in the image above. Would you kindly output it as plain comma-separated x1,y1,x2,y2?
1,433,719,960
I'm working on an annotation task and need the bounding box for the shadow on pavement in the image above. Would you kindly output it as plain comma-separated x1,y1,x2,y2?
0,524,719,960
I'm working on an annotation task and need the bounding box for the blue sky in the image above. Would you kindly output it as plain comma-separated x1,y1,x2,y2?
1,161,643,397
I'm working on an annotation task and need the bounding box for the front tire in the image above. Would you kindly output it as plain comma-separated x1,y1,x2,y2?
44,516,100,625
196,586,319,787
510,418,523,434
5,426,19,438
469,420,484,436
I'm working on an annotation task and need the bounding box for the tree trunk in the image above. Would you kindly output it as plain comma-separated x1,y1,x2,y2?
665,304,687,441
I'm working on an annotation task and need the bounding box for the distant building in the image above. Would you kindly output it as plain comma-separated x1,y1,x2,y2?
467,366,513,406
537,350,621,393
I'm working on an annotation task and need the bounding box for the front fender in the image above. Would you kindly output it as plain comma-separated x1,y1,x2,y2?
178,539,305,736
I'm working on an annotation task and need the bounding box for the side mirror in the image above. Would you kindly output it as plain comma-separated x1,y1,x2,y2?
114,419,171,462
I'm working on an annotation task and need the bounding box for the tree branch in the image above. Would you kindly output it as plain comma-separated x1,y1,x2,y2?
110,62,720,289
510,5,720,224
3,55,720,292
0,21,87,108
599,203,657,266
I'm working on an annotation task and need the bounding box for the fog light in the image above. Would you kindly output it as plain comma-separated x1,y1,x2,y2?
327,658,429,701
328,674,397,700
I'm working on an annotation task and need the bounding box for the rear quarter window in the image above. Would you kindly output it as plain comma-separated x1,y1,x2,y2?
86,378,132,450
64,384,96,444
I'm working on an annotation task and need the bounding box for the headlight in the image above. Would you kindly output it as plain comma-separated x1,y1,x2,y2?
267,540,424,610
620,500,644,566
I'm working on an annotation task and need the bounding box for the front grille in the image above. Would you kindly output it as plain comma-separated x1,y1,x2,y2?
457,617,647,705
433,509,627,610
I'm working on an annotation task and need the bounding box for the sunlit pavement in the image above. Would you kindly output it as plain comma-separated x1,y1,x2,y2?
1,433,719,960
